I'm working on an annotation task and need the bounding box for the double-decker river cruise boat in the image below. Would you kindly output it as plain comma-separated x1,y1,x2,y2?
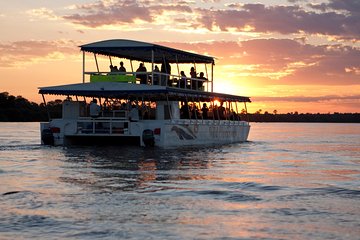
39,39,251,147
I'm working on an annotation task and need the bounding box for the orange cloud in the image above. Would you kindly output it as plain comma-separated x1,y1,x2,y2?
157,39,360,85
0,40,79,68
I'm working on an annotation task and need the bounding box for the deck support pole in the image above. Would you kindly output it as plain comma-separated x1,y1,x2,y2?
211,99,215,120
42,94,51,121
176,55,180,76
166,94,173,120
151,50,154,85
82,51,85,83
211,62,214,92
199,99,203,123
235,101,240,121
226,101,229,121
94,53,99,72
130,60,134,73
185,96,191,120
205,64,208,91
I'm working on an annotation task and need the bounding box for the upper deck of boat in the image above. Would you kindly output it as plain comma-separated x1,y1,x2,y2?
39,39,250,102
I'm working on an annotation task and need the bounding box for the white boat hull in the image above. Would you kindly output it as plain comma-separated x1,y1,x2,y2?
155,120,250,147
41,119,250,147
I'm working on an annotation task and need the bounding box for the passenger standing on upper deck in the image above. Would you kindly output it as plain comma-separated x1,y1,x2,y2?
190,67,197,89
161,60,171,86
190,67,197,79
153,65,160,85
161,60,171,75
119,61,126,72
136,63,147,84
180,71,187,88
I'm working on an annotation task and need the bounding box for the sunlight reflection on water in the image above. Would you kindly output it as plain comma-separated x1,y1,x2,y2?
0,122,359,239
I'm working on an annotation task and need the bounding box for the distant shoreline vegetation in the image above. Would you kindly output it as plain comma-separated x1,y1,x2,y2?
0,92,61,122
0,92,359,123
246,112,360,123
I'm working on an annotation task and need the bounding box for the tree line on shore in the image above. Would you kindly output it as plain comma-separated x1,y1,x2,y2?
0,92,61,121
244,111,360,123
0,92,359,122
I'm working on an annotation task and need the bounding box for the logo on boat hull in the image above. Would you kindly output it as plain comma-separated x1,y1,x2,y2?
171,125,196,140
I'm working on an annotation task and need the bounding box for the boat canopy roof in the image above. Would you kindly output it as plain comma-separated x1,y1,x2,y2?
39,82,250,102
80,39,214,64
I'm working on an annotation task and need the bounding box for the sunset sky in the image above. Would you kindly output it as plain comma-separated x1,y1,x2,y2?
0,0,359,113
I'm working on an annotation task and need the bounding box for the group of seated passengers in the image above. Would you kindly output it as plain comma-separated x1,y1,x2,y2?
180,102,209,119
90,99,239,121
178,68,207,90
108,62,207,90
180,102,240,120
109,62,151,85
89,99,156,120
135,62,168,85
109,61,126,73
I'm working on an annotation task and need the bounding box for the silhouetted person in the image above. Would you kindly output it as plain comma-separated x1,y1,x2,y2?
153,65,160,85
191,104,199,119
119,61,126,72
218,102,225,120
136,63,147,84
190,67,197,78
161,60,171,86
190,67,197,89
109,65,116,74
230,110,239,121
90,99,101,118
179,71,187,88
202,103,209,119
197,72,207,90
180,102,190,119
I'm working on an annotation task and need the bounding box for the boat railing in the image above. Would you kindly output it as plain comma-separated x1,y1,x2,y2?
78,109,128,120
76,118,130,135
84,71,210,91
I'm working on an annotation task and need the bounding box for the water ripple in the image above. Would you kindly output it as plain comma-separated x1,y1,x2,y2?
1,122,360,239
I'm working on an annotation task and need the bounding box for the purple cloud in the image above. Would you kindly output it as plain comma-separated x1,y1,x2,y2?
63,0,192,27
308,0,360,14
196,3,359,40
62,0,359,40
63,1,153,27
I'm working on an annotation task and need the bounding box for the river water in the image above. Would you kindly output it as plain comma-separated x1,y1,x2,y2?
0,122,359,239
